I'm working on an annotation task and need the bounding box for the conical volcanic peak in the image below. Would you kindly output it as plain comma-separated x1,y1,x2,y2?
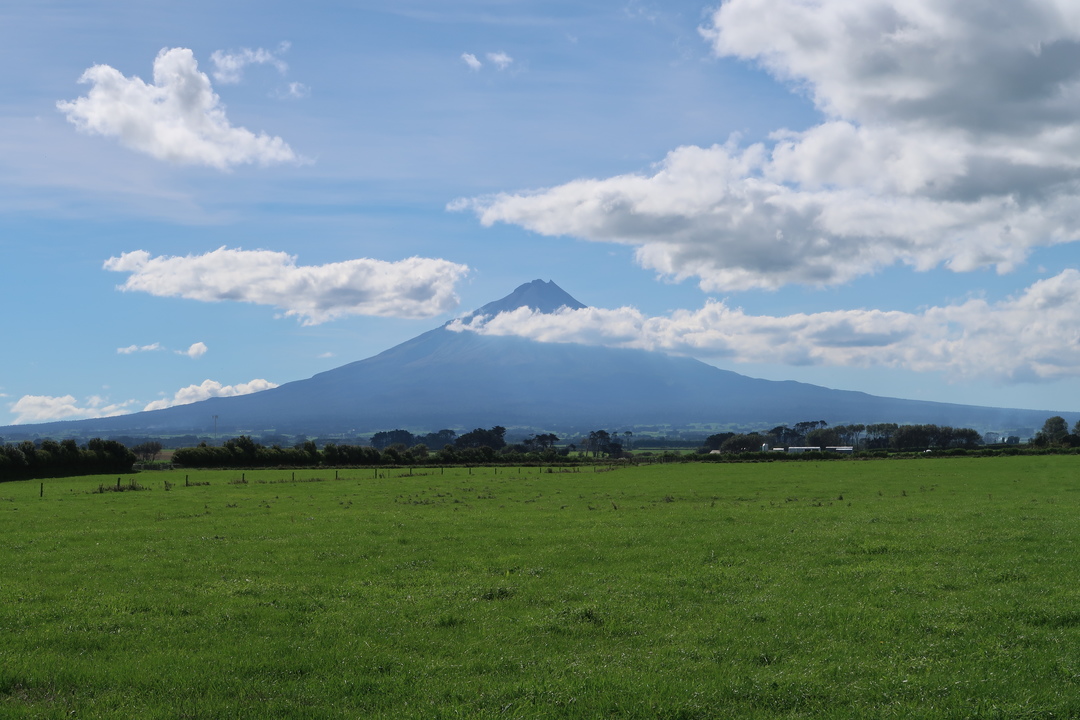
3,277,1073,439
461,279,585,321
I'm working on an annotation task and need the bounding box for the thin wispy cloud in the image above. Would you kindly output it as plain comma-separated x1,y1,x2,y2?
486,52,513,70
461,51,514,71
104,247,470,324
461,52,483,71
117,341,206,358
210,42,290,84
280,81,309,99
117,343,162,355
57,47,299,170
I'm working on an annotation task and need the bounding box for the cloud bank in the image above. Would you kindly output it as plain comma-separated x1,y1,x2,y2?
456,1,1080,291
143,378,277,412
8,377,277,422
57,47,298,170
104,247,470,324
9,395,135,424
449,270,1080,383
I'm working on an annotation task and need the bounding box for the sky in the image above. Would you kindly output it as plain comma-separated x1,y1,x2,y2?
4,0,1080,427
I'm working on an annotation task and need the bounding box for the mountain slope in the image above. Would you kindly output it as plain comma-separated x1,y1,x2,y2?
3,280,1073,437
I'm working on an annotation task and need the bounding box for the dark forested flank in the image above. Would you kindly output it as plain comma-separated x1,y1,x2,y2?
0,438,136,482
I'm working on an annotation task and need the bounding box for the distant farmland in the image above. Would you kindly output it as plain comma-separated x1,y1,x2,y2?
3,457,1079,718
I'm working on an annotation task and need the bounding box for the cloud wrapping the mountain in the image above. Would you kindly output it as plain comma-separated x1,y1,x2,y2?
57,48,297,170
449,270,1080,382
9,395,135,424
457,1,1080,290
104,247,470,323
143,378,277,412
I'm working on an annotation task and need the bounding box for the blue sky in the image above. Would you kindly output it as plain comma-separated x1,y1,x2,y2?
4,0,1080,427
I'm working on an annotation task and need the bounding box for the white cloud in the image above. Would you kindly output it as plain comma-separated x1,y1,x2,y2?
462,52,483,70
57,47,298,170
449,270,1080,383
457,1,1080,291
103,247,470,324
143,378,278,412
281,82,309,99
9,394,135,424
117,343,162,354
178,342,208,359
210,42,290,84
486,51,513,70
117,341,205,357
462,52,513,71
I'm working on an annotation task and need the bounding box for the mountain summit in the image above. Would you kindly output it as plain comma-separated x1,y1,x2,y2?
3,280,1074,437
463,279,585,320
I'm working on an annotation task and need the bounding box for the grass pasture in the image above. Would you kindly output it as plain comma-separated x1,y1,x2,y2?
3,457,1080,718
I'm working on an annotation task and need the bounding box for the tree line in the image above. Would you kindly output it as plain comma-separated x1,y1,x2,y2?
170,427,572,469
5,415,1074,480
0,438,136,482
702,421,983,453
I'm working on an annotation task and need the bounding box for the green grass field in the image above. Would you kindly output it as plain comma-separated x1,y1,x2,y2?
3,457,1080,718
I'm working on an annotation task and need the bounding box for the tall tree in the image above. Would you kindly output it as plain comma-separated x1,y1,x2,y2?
455,426,506,450
1038,416,1069,445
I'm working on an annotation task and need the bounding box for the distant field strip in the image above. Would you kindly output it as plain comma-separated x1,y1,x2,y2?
2,458,1080,718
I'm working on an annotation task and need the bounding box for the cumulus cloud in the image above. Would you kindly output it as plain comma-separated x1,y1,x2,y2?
462,52,483,71
57,47,298,170
103,247,470,324
178,342,208,359
117,343,161,354
143,378,278,412
10,394,135,424
449,270,1080,383
210,42,290,84
456,1,1080,291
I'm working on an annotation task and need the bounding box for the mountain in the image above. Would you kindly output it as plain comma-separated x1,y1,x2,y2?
3,280,1074,438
